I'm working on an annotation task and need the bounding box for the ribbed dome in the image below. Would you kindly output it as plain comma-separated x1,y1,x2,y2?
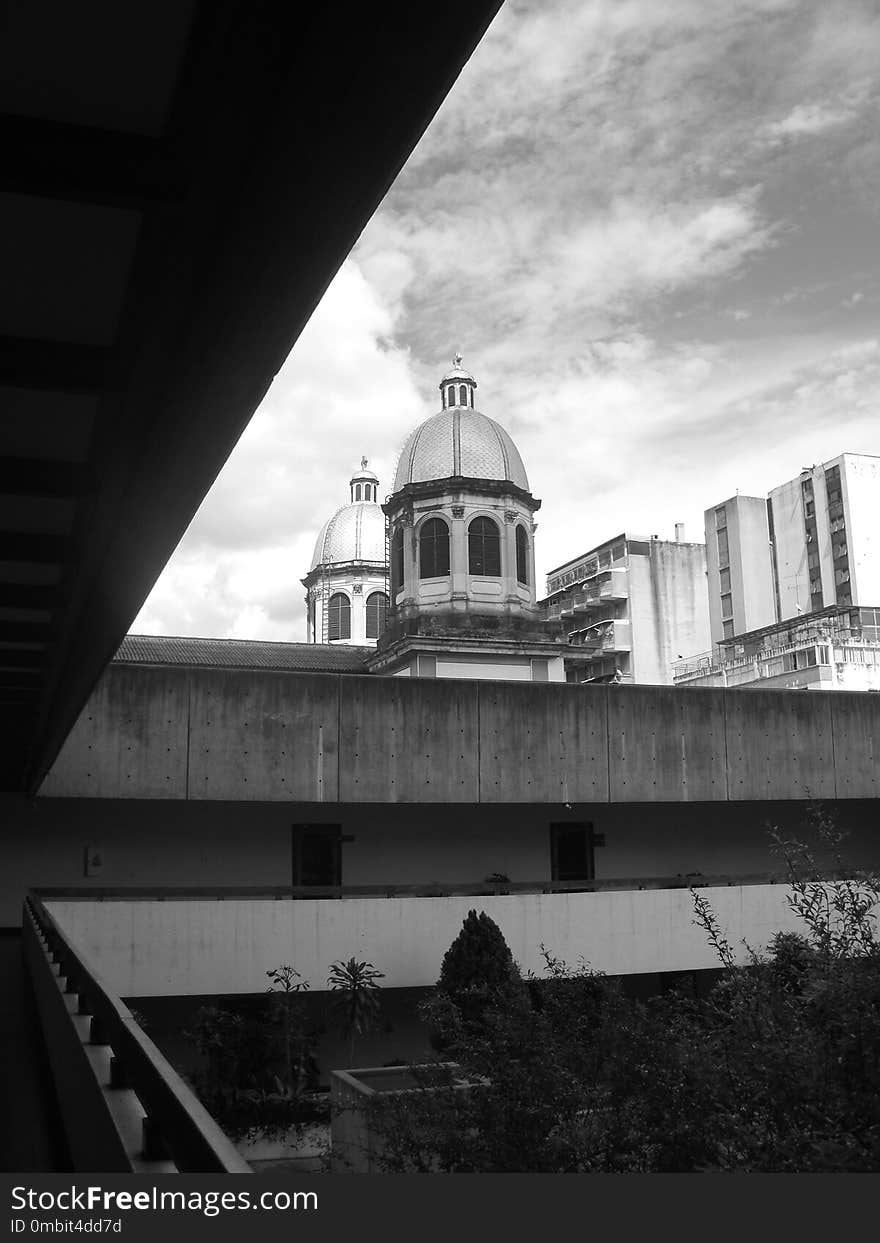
310,502,386,571
393,408,530,493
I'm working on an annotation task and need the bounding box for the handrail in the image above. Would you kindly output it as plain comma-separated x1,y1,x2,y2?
25,890,251,1174
31,871,831,903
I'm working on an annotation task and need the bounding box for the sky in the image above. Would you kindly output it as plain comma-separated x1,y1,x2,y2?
133,0,880,641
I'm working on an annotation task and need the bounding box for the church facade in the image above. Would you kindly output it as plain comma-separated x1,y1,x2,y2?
301,459,388,646
306,357,575,681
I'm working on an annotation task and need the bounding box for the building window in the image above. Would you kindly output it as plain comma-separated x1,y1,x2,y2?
419,517,450,578
355,484,362,501
720,592,732,618
804,499,814,517
516,524,529,584
714,507,726,529
722,619,734,640
365,591,388,639
328,592,351,640
459,384,468,407
391,527,404,595
292,825,341,888
719,567,731,594
550,823,595,885
716,528,729,566
468,516,501,576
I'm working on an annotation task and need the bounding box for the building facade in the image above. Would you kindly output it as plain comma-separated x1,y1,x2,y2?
368,358,569,681
302,460,388,646
673,604,880,691
704,454,880,641
768,453,880,621
542,530,711,684
705,496,777,644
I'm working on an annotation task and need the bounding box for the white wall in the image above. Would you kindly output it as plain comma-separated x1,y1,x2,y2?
842,454,880,605
46,883,864,996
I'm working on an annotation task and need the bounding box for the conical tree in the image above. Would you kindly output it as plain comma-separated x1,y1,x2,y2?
432,910,530,1039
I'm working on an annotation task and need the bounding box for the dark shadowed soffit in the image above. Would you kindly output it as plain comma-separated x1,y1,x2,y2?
0,0,504,793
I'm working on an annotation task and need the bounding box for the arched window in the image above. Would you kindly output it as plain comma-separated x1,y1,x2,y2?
459,384,468,407
516,524,529,585
328,592,351,641
355,484,362,501
391,527,404,595
366,591,388,639
468,516,501,576
419,517,450,578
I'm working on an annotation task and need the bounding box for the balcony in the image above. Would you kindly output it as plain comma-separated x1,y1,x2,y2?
568,618,632,653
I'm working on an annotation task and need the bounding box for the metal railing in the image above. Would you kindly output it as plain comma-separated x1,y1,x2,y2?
24,891,251,1174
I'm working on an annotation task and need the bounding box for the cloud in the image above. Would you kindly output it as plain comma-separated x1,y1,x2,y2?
134,0,880,640
762,101,857,143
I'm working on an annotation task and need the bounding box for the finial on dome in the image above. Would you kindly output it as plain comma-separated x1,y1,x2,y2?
349,456,379,502
439,353,477,409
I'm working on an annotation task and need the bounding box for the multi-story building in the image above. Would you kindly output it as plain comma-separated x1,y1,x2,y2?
768,453,880,620
541,529,711,684
673,604,880,691
704,454,880,642
705,496,777,644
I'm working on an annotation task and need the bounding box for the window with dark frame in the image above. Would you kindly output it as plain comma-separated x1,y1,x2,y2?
419,517,450,578
328,592,351,640
550,822,595,885
365,590,388,639
468,516,501,576
391,526,404,595
291,824,342,889
516,524,529,584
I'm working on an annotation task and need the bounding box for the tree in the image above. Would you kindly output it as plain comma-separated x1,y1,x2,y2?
367,813,880,1172
327,957,384,1067
427,909,530,1048
184,963,320,1141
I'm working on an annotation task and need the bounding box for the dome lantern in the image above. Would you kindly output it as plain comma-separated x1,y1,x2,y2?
439,351,477,411
349,455,380,503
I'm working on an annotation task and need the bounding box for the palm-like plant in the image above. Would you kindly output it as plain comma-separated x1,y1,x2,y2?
327,957,385,1067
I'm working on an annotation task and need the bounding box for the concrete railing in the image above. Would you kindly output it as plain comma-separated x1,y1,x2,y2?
38,875,854,998
23,892,251,1173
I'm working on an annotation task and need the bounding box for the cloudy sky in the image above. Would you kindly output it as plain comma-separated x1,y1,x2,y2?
133,0,880,641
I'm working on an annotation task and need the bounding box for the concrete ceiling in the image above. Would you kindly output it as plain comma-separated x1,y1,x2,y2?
0,0,504,793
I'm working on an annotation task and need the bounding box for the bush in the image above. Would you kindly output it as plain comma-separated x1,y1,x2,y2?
368,813,880,1172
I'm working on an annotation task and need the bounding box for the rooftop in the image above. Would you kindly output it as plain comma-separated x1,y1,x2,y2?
114,635,372,674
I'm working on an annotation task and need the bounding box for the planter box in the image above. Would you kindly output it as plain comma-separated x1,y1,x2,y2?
330,1064,480,1173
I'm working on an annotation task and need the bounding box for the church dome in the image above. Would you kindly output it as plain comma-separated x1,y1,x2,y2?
309,460,386,571
310,503,385,571
392,357,529,493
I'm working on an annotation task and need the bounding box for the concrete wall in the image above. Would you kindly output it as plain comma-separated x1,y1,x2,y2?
628,543,710,683
39,666,880,806
45,883,864,996
769,477,811,620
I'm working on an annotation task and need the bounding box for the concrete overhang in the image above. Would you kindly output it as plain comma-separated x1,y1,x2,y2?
0,0,504,792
